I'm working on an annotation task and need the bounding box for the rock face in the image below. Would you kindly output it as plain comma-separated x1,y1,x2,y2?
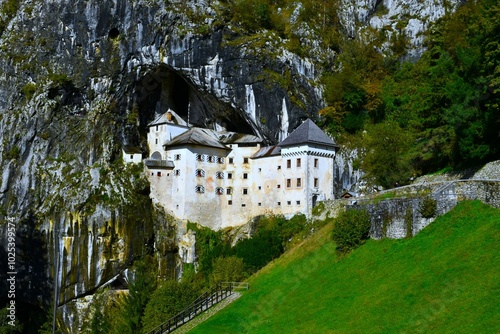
0,0,458,331
341,0,461,59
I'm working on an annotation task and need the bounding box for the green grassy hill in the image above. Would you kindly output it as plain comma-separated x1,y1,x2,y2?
189,201,500,333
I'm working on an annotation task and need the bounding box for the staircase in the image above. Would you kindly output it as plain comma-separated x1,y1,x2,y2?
148,282,248,334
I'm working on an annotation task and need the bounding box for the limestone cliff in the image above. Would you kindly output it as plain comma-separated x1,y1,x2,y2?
0,0,459,331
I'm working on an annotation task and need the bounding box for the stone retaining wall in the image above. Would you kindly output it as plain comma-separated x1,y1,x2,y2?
330,180,500,239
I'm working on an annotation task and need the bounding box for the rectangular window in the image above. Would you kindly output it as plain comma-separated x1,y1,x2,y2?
243,188,248,195
314,178,319,188
277,184,281,189
243,173,248,179
155,139,158,144
277,166,281,170
258,186,262,190
157,172,162,177
130,155,133,159
215,187,224,195
226,188,232,195
296,201,301,205
228,157,234,164
195,169,205,177
297,178,302,188
297,158,301,167
217,157,224,164
286,179,292,188
287,159,291,168
156,125,158,131
228,200,233,205
242,204,246,207
216,171,224,179
243,157,249,164
314,158,319,168
227,172,233,179
174,169,180,176
174,154,181,160
195,185,205,193
196,154,203,162
287,201,292,206
277,202,281,206
258,203,262,206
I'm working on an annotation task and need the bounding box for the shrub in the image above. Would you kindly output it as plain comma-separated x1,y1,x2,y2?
141,280,201,334
22,83,37,100
188,223,230,280
312,201,326,216
419,197,437,218
331,209,371,253
232,215,284,272
211,256,246,284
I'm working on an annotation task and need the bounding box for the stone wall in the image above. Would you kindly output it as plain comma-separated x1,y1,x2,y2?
337,180,500,239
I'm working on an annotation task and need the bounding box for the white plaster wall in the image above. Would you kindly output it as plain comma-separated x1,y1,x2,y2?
147,141,336,229
122,152,142,164
147,123,189,158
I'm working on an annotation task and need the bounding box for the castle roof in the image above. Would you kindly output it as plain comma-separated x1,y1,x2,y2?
217,132,262,145
251,145,281,159
164,127,261,150
164,128,230,150
122,145,142,154
148,109,189,127
278,119,338,149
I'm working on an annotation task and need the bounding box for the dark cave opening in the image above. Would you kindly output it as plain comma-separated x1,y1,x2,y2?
133,65,255,136
108,27,120,39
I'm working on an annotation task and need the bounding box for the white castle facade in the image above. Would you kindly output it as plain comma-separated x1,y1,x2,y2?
135,110,339,230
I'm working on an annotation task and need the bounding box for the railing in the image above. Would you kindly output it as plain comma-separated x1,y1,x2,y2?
148,282,247,334
221,281,249,291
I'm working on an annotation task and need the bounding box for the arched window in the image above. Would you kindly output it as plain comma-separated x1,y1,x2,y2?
151,151,162,160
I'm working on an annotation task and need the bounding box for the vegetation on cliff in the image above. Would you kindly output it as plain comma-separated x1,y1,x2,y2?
321,0,500,186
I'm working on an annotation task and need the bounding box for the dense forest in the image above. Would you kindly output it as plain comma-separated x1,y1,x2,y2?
321,0,500,187
214,0,500,187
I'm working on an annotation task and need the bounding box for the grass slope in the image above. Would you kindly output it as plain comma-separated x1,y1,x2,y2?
189,201,500,333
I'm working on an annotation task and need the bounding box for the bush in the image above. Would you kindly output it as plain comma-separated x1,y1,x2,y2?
141,280,201,334
211,256,246,284
419,197,437,218
331,209,371,253
188,222,230,280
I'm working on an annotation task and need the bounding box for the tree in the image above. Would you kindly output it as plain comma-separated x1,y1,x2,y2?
0,307,23,334
211,256,246,284
140,280,201,334
121,256,157,333
331,209,371,253
361,122,414,189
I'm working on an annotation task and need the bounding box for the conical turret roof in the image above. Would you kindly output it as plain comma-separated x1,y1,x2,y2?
278,119,338,148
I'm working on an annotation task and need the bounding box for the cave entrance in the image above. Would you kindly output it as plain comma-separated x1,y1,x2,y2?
133,65,254,135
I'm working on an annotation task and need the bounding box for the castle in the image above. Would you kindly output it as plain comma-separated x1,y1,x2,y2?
131,110,339,229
